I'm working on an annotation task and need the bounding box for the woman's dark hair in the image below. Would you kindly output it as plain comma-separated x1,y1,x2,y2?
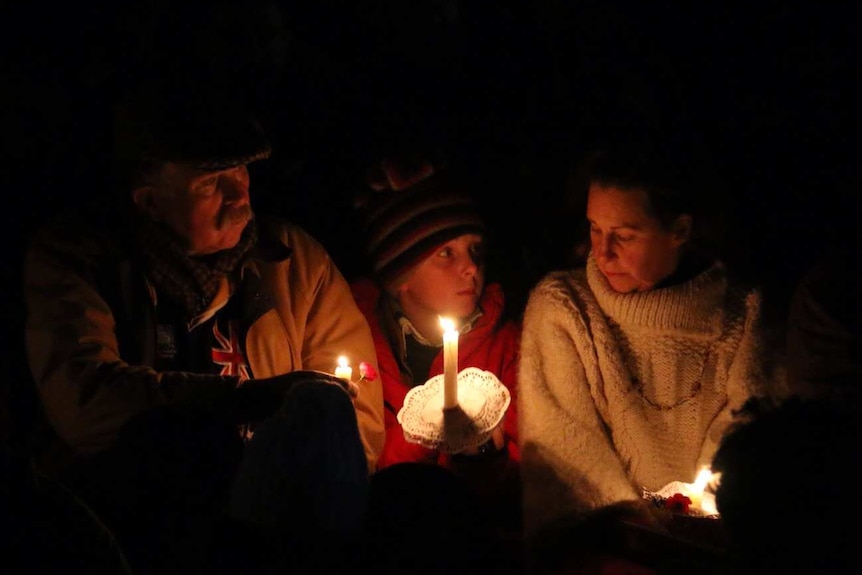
565,129,728,265
582,143,695,229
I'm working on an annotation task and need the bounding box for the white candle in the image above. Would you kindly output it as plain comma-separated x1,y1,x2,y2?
440,317,459,409
335,355,353,383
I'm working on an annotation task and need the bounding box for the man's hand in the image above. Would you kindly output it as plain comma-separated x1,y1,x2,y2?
234,370,357,424
337,376,360,399
260,369,358,396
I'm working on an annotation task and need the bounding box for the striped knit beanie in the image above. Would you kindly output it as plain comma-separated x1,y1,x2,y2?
358,157,486,292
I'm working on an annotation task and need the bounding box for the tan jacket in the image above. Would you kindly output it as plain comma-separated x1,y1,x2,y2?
25,212,384,473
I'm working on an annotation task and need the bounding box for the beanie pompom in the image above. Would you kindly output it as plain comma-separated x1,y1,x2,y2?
357,156,485,289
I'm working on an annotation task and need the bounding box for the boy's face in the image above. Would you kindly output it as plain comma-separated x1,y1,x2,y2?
396,233,486,326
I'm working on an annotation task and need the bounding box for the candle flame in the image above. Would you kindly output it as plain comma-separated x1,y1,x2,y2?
337,355,349,368
693,466,712,492
439,316,456,333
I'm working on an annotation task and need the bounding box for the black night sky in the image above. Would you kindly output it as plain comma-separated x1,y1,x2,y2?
3,1,861,401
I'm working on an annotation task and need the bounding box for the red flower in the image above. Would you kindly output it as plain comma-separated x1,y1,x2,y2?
665,493,692,514
358,361,378,382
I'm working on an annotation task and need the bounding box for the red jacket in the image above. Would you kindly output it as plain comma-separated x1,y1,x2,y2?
350,278,521,468
351,278,524,541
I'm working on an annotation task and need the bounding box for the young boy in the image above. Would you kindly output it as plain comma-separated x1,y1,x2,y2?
350,155,522,538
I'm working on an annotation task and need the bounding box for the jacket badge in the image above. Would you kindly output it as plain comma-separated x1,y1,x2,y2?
212,319,250,382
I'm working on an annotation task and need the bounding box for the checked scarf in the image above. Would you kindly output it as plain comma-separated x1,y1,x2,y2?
137,217,258,318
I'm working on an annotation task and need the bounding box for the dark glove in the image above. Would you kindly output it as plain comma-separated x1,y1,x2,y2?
233,370,357,425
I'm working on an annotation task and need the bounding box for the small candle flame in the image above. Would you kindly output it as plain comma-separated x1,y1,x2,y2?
334,355,353,383
439,317,456,333
693,466,712,492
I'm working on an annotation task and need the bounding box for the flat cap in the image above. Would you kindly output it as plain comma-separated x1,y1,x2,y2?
113,79,271,170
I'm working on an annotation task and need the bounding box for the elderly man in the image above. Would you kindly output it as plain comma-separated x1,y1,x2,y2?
23,80,384,571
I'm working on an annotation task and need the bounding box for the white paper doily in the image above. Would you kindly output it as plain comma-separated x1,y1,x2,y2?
397,367,510,454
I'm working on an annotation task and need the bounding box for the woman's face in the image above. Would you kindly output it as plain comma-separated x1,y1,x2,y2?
586,183,690,293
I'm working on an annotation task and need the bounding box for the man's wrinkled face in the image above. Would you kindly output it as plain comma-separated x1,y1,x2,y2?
133,162,253,255
586,183,690,293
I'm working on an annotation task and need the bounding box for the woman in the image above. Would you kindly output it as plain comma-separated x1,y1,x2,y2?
518,138,784,539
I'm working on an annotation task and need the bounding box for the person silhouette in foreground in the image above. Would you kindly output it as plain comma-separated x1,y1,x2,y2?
363,461,520,575
712,392,862,574
225,374,370,574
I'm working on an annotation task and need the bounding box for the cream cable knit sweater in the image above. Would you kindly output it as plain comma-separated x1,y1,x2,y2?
519,254,772,535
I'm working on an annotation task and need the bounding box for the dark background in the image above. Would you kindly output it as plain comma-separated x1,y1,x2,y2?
3,1,860,441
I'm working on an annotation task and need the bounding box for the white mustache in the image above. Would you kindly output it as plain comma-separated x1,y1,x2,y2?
219,205,253,230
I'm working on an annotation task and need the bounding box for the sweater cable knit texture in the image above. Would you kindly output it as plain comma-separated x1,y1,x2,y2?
518,253,772,534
